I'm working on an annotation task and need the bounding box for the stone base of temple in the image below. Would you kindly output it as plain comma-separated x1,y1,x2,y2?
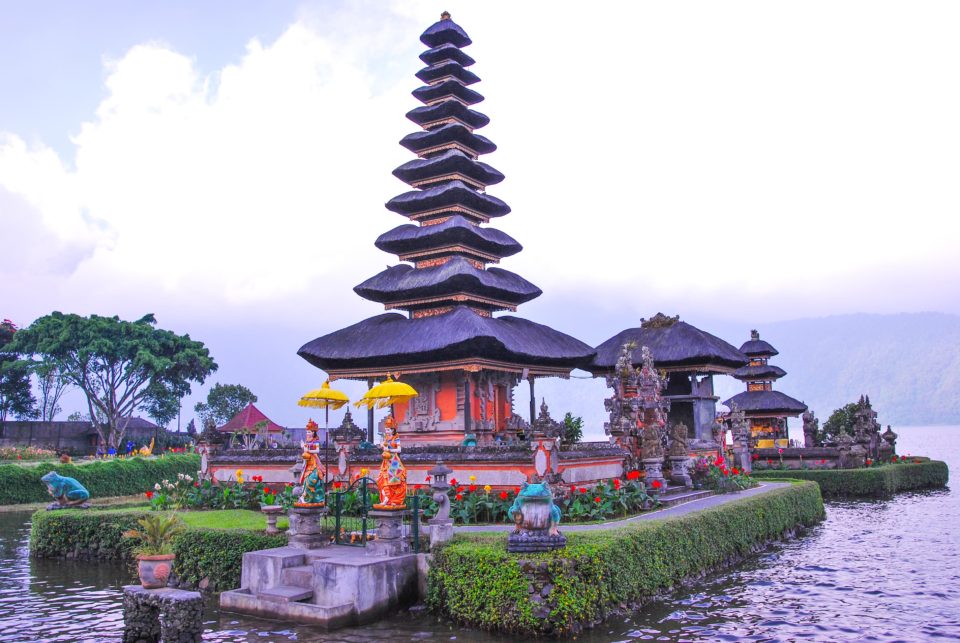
507,530,567,553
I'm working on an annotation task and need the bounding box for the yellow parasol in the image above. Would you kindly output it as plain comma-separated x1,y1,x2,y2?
354,376,418,410
298,380,350,428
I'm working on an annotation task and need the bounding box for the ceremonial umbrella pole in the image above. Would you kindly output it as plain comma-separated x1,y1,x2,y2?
354,376,420,432
298,380,350,487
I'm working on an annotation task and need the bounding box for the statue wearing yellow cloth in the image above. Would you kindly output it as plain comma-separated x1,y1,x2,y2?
374,417,407,510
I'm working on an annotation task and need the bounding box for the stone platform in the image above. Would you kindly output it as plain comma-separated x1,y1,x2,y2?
219,545,420,628
122,586,203,643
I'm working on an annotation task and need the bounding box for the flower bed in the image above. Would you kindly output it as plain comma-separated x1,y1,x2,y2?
0,445,58,462
427,481,825,637
752,459,948,497
0,454,200,505
29,507,286,591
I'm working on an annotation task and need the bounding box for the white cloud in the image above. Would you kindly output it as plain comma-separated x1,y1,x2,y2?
2,0,959,328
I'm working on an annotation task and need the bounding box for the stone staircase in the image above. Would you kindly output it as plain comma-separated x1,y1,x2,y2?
220,545,419,628
658,486,713,509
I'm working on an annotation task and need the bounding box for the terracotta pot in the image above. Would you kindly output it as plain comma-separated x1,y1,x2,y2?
137,554,175,589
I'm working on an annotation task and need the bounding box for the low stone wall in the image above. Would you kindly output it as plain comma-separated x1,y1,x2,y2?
752,447,841,471
210,443,629,489
427,481,825,637
753,460,948,498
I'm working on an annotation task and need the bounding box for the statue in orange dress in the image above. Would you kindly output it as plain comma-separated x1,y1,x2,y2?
295,419,325,507
374,417,407,510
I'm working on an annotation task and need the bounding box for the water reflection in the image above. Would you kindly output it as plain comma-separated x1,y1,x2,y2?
0,426,956,642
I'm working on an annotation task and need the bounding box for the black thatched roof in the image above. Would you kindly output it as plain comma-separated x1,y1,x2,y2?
724,390,807,415
420,16,472,48
591,321,748,372
354,257,540,306
416,62,480,86
298,306,595,372
375,216,521,258
739,331,779,357
732,364,787,381
386,180,510,218
400,123,497,156
413,80,484,106
407,101,489,130
420,43,475,67
392,150,504,188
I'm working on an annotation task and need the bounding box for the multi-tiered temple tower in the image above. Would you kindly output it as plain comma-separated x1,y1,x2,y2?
724,330,807,447
299,13,594,445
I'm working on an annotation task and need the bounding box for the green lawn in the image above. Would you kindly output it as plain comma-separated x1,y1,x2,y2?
177,509,288,530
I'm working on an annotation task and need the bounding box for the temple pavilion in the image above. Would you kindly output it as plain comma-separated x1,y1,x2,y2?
298,13,595,446
724,330,807,448
590,314,748,445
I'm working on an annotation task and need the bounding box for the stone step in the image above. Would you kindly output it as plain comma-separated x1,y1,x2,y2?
659,489,713,508
256,585,314,603
281,565,315,587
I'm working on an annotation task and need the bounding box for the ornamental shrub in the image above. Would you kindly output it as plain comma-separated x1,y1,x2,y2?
173,528,286,591
428,482,825,637
753,460,948,498
0,454,200,505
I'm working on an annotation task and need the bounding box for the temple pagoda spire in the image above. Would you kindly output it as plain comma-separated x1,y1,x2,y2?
299,14,594,445
354,12,535,319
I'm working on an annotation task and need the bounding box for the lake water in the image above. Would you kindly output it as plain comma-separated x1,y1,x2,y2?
0,425,956,642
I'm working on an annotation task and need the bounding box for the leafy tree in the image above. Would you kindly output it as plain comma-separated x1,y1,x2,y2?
67,411,86,422
562,412,584,445
821,402,858,443
185,418,197,438
194,383,257,427
142,381,184,429
8,312,217,449
0,319,38,424
33,361,70,421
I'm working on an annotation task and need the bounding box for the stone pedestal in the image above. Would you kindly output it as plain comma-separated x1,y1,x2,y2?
261,504,283,535
123,586,203,643
642,457,666,488
669,455,692,486
287,506,328,549
506,498,566,553
428,517,454,549
367,509,410,557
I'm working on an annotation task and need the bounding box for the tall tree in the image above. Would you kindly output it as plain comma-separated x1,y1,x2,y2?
33,361,70,421
194,383,257,426
0,319,38,424
821,402,859,443
8,312,217,448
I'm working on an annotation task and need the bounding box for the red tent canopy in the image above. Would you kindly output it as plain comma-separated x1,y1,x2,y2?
217,403,285,433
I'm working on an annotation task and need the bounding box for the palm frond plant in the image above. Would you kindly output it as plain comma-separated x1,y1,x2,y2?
123,513,185,556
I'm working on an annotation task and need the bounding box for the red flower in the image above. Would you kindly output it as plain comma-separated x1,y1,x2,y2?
732,467,740,475
458,486,465,493
450,478,458,487
767,459,773,464
651,480,663,490
716,456,724,466
425,475,432,482
468,484,477,493
332,482,342,490
414,484,421,491
514,487,521,494
194,482,199,487
455,493,463,501
569,484,576,493
752,453,759,460
263,487,271,494
613,479,621,489
145,491,154,499
578,487,587,494
626,470,641,481
594,496,602,504
499,491,508,500
778,448,784,455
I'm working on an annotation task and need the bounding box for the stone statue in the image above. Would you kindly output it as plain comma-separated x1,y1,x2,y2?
881,425,898,452
668,422,689,457
374,417,407,510
802,410,819,448
294,420,325,507
531,398,563,439
506,481,566,552
41,471,90,510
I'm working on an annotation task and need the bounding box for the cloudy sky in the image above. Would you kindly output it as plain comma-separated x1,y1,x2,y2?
2,1,958,431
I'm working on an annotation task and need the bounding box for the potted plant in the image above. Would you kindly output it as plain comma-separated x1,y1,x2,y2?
123,513,185,589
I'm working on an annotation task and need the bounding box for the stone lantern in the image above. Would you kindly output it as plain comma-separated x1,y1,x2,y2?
428,460,454,548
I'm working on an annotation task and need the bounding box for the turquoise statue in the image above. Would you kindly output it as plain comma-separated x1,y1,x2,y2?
41,471,90,510
507,481,565,552
294,420,326,507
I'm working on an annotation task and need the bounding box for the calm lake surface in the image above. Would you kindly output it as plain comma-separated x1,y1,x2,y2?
1,425,957,642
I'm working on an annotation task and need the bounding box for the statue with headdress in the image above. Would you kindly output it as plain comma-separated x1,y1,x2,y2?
374,416,408,510
294,419,325,507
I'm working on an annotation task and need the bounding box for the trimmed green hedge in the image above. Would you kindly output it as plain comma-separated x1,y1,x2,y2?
0,454,200,505
427,482,825,637
753,460,948,498
30,507,285,592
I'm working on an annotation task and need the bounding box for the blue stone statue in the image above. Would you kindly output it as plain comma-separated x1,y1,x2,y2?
507,481,566,552
41,471,91,510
